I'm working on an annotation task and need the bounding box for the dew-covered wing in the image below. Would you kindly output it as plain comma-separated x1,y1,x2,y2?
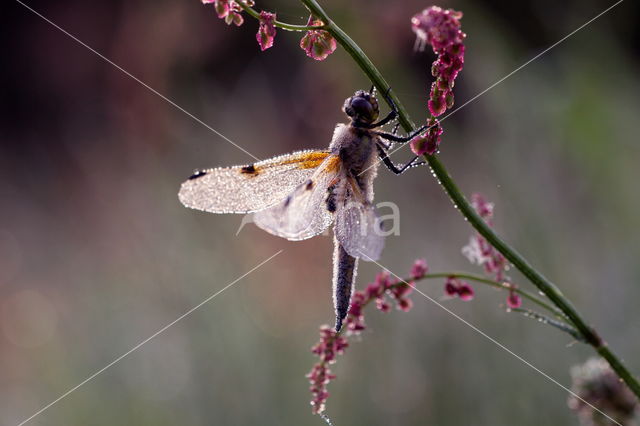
334,178,384,261
178,150,330,214
252,154,341,241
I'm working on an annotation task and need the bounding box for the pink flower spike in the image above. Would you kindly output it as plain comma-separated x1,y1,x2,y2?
410,259,429,279
507,290,522,309
256,11,277,51
300,16,337,61
412,6,465,122
458,282,475,301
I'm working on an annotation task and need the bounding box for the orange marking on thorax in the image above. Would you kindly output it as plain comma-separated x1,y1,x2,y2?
322,155,341,173
291,151,331,169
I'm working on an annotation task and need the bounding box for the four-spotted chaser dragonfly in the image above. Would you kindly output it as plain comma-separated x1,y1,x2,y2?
179,89,426,330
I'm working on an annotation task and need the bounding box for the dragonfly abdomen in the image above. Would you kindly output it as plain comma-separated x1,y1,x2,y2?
332,234,359,331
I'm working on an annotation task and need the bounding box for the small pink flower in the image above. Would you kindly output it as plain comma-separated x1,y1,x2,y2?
471,193,494,221
444,279,459,297
256,11,276,51
458,282,475,301
444,276,474,301
427,92,447,117
391,282,413,299
410,118,443,156
410,259,429,279
212,0,230,19
202,0,245,26
300,16,337,61
224,2,244,26
310,326,348,363
506,289,522,309
346,291,366,333
365,283,380,299
396,297,413,312
376,297,391,313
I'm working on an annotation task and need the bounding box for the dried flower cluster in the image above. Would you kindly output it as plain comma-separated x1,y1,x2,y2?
307,260,426,414
409,6,465,156
568,358,638,425
462,193,521,309
203,0,247,26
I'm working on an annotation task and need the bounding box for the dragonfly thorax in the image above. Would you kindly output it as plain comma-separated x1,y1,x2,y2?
329,124,379,202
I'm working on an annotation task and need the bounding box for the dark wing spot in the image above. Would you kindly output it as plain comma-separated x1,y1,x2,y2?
305,179,314,191
240,164,258,175
325,184,337,213
188,170,207,180
283,195,292,207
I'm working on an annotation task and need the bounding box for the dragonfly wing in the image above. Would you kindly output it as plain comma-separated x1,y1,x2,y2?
252,154,341,241
178,150,330,214
334,178,385,261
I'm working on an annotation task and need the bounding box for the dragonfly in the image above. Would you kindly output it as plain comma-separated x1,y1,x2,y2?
179,89,426,331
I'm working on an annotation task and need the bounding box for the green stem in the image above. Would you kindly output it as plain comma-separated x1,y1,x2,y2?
300,0,640,399
422,272,565,321
510,308,586,343
237,2,321,31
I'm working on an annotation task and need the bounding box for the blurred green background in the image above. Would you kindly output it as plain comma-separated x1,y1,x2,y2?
1,0,639,424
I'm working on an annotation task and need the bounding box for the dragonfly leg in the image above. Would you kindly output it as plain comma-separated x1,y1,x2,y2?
376,143,425,175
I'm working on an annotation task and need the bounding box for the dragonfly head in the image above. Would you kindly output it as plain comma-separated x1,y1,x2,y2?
344,90,380,126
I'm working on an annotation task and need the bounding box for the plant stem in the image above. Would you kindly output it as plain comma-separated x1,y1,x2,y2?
300,0,640,399
422,272,565,320
510,308,586,343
